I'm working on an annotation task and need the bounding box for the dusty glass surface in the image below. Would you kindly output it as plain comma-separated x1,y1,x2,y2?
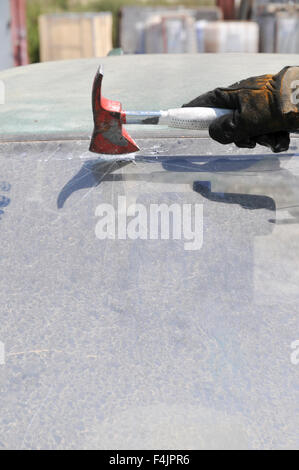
0,137,298,449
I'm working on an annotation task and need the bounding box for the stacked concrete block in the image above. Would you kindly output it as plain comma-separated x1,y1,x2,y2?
196,20,259,53
276,13,299,54
120,6,222,54
39,12,113,62
145,14,197,54
253,2,299,53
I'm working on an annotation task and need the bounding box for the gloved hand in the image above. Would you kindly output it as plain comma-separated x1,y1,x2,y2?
182,66,299,153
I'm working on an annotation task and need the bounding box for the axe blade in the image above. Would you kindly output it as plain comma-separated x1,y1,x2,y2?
89,66,140,155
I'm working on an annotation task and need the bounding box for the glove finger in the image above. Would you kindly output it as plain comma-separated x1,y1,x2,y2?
209,109,273,148
255,132,290,153
209,112,290,152
234,138,257,149
182,87,239,110
208,112,239,144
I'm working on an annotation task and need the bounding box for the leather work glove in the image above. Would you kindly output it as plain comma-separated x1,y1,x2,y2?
182,66,299,153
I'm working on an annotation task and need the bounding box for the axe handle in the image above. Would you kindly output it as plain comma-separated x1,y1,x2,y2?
124,107,231,130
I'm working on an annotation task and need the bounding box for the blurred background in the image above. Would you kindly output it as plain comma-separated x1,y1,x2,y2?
1,0,299,70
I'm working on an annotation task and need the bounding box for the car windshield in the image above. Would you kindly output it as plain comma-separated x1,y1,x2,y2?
0,55,298,450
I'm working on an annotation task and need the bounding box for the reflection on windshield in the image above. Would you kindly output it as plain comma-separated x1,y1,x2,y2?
58,153,299,226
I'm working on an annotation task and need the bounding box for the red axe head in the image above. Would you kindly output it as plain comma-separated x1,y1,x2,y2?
89,66,139,155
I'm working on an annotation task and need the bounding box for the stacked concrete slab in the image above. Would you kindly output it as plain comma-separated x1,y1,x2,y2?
253,2,299,53
145,14,198,54
200,21,259,53
39,12,113,62
120,6,222,54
